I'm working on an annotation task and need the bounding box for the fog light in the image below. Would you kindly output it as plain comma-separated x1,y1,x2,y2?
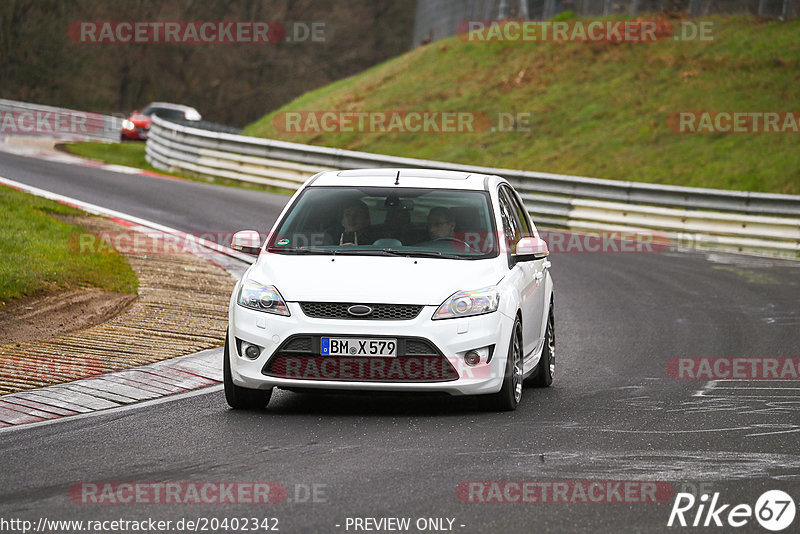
464,350,481,367
242,341,262,360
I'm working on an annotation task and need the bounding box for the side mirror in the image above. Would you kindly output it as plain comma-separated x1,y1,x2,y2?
513,236,549,262
231,230,262,256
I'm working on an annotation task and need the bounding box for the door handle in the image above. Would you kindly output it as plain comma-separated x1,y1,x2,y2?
542,260,551,270
534,272,544,281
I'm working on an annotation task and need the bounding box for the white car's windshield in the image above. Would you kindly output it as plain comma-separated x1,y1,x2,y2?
267,186,499,259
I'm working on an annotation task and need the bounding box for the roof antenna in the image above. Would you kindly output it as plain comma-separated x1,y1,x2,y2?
394,170,400,185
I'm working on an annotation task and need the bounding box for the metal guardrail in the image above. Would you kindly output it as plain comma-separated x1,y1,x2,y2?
0,98,122,143
168,118,243,136
147,115,800,257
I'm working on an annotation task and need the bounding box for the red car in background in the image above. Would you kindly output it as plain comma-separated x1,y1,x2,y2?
120,102,202,141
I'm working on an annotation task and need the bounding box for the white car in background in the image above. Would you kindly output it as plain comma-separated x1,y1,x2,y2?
225,168,554,411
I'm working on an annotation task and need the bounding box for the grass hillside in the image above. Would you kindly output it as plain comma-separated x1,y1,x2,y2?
244,16,800,194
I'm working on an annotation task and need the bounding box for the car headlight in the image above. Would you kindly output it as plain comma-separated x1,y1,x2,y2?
121,119,135,130
237,280,290,316
432,286,500,320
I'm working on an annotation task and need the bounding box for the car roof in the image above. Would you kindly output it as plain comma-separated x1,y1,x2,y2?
144,102,197,112
309,168,504,191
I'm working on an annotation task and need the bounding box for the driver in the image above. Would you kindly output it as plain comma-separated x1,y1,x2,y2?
427,207,456,240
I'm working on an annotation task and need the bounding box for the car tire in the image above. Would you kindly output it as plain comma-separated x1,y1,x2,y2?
527,303,554,388
223,333,272,410
482,316,523,411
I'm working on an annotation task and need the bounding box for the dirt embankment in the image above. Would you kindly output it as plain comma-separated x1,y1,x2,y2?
0,289,137,345
0,215,236,395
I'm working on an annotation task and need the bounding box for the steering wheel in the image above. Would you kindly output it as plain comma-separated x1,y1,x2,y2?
433,236,476,251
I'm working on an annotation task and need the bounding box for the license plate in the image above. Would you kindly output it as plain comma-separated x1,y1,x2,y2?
321,337,397,357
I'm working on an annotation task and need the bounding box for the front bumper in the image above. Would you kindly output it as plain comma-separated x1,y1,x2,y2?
228,302,513,396
121,126,148,140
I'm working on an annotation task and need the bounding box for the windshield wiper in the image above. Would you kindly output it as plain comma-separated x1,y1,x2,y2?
271,248,466,259
326,248,465,259
324,249,400,257
268,247,336,255
388,250,465,259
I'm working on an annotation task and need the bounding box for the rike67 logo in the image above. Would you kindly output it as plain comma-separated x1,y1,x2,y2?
668,490,796,531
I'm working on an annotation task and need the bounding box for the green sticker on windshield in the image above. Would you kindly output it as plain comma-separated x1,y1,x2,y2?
276,239,290,246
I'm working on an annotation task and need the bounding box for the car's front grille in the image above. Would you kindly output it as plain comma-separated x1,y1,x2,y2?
299,302,423,320
262,336,458,382
404,340,439,355
282,337,313,352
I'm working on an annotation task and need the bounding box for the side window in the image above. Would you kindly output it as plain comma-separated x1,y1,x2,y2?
498,189,519,254
503,186,532,238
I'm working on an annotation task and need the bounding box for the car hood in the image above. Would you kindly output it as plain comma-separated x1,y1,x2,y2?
247,253,502,305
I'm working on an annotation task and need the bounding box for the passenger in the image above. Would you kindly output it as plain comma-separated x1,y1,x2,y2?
324,199,377,246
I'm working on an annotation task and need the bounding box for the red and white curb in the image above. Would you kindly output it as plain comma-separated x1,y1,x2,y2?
0,347,223,428
0,138,181,181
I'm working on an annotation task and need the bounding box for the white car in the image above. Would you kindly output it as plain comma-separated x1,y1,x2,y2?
225,169,554,411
